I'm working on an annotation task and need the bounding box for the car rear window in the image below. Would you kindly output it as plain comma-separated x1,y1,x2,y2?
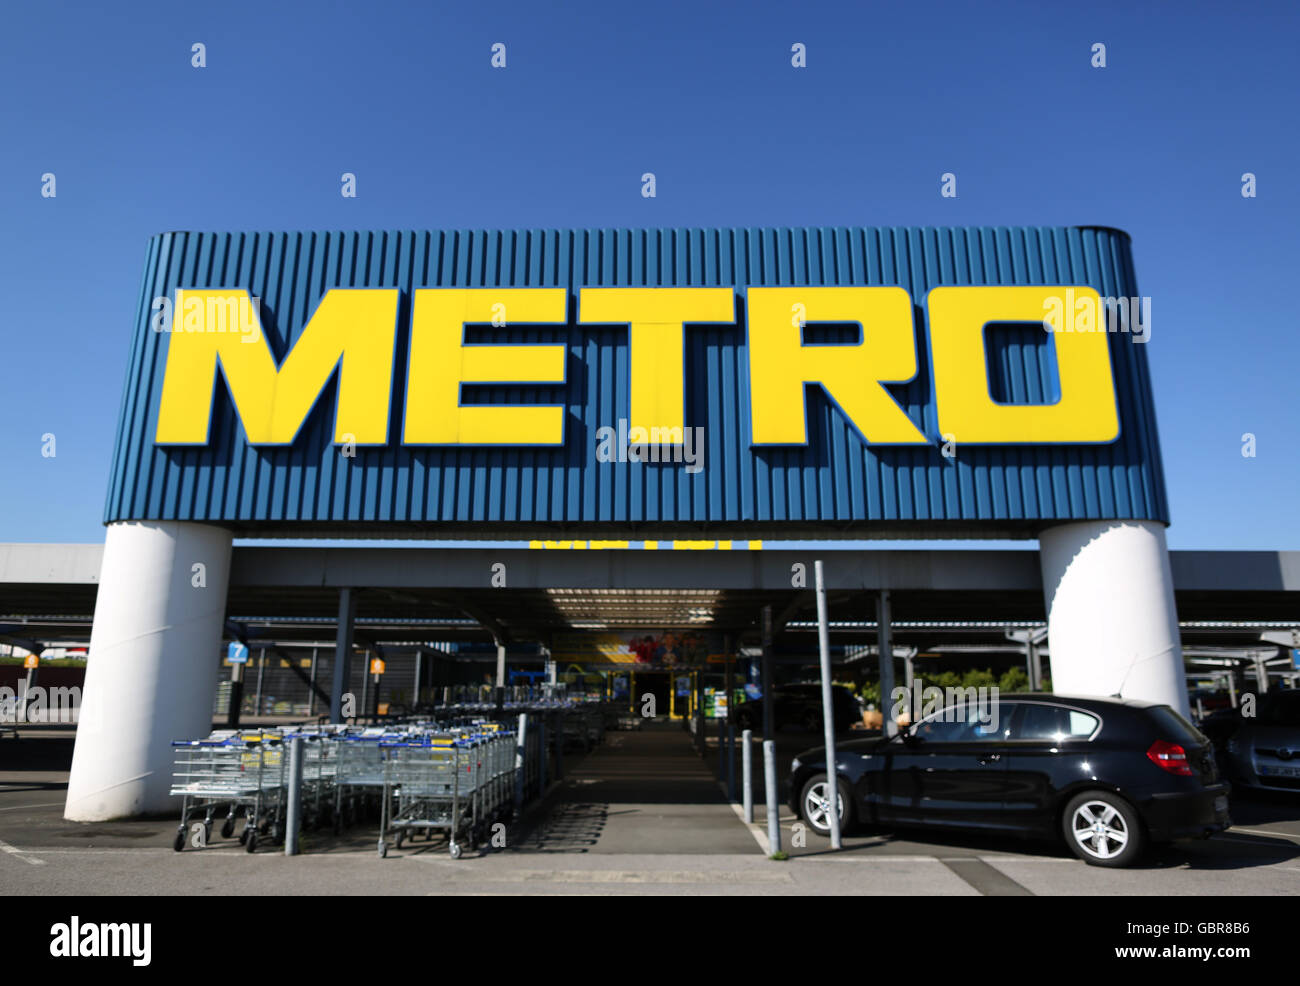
1145,705,1209,745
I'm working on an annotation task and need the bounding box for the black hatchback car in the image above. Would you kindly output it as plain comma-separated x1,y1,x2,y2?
790,694,1230,866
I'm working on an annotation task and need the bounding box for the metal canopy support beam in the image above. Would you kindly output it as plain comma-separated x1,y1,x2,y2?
774,591,806,631
760,604,781,855
308,647,318,717
0,633,45,654
253,647,266,715
761,605,774,743
495,637,507,712
877,590,897,737
413,647,423,708
446,591,511,644
1006,627,1049,691
224,619,248,728
369,643,384,717
227,546,1053,592
330,587,356,722
271,645,331,710
1254,654,1271,694
724,633,736,801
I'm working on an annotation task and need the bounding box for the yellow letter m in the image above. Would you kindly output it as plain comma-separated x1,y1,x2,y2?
155,288,399,445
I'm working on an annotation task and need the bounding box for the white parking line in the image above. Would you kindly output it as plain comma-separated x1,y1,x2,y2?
20,848,177,855
803,854,1054,864
806,854,955,863
0,801,64,812
0,838,45,865
725,798,771,854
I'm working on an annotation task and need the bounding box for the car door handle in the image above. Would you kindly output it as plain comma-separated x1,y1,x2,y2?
977,753,1001,765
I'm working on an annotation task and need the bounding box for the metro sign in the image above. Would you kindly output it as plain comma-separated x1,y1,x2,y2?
153,285,1120,450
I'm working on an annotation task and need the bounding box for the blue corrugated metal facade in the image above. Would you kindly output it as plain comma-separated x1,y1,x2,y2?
104,226,1169,538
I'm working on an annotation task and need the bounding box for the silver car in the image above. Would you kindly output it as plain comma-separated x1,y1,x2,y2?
1216,691,1300,793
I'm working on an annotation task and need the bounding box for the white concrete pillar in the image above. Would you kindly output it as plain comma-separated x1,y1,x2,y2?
65,521,232,820
1039,520,1188,718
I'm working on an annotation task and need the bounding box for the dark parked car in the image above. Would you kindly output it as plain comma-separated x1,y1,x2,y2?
1200,689,1300,793
790,694,1230,867
730,683,860,734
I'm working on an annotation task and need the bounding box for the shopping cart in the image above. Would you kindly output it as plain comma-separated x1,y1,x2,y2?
378,736,474,858
280,726,342,831
562,711,590,752
333,732,391,833
169,733,285,853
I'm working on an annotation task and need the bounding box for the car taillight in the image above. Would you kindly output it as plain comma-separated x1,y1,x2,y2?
1147,740,1194,776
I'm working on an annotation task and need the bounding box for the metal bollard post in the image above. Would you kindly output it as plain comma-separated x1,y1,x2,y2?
742,729,753,823
554,712,565,781
718,710,725,764
814,559,842,850
515,713,528,808
285,735,303,856
727,721,736,801
763,739,780,854
538,719,548,791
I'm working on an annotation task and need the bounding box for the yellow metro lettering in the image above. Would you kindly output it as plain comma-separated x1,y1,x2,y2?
154,285,1123,449
747,286,926,445
155,288,399,445
402,288,568,445
927,285,1119,444
579,287,734,442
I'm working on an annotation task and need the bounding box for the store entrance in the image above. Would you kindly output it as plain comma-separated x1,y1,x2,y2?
634,671,671,717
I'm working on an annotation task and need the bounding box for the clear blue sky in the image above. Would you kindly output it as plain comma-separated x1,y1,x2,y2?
1,0,1295,549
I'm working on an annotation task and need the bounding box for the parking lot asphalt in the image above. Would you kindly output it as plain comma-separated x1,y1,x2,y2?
2,720,1298,896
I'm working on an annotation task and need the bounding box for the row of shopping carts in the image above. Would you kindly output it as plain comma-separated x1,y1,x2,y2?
169,725,357,853
376,725,518,858
169,719,526,857
561,704,607,752
169,730,283,853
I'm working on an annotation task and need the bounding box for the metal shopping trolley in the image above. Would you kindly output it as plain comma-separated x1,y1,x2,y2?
378,736,475,858
280,726,342,831
333,732,391,832
169,733,285,852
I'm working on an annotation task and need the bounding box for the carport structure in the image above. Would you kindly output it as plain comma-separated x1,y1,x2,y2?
5,542,1299,701
7,541,1300,844
227,544,1300,713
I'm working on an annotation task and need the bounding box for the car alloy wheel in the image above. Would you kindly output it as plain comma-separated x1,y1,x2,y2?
1063,792,1143,867
800,774,848,836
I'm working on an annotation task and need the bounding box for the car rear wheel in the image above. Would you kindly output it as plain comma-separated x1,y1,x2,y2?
1062,791,1144,867
800,774,852,837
